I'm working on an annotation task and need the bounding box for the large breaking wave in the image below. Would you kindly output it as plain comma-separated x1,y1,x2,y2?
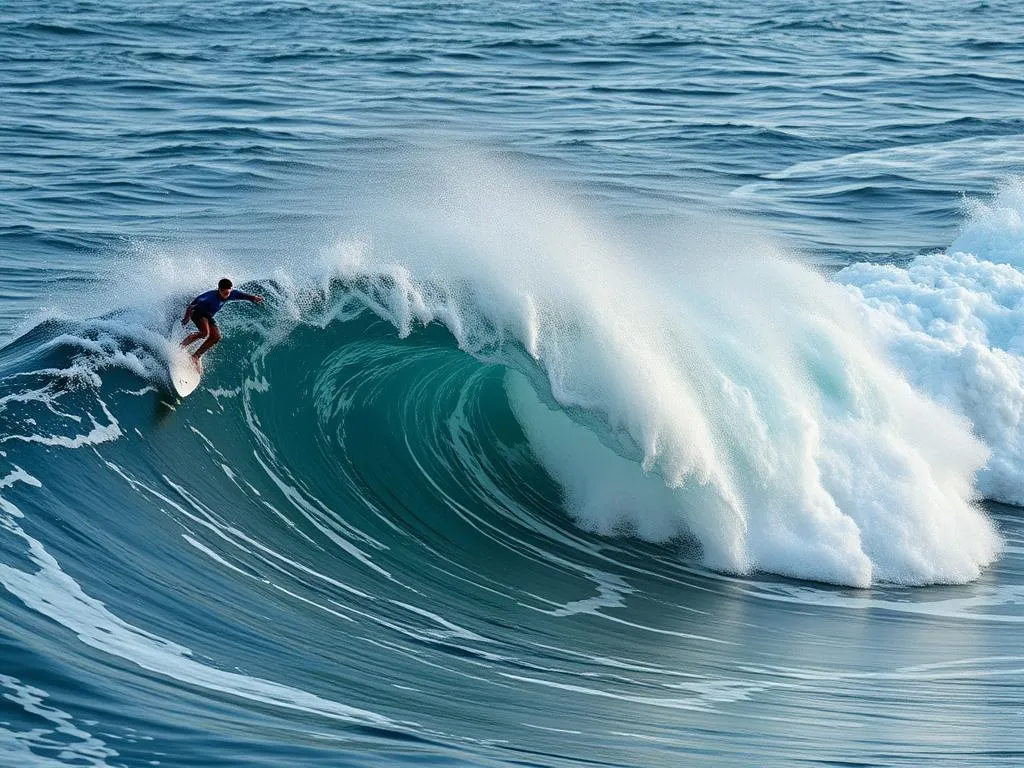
3,159,1021,589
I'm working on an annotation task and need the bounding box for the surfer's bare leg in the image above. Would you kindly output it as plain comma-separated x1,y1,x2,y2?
181,316,210,348
192,324,222,362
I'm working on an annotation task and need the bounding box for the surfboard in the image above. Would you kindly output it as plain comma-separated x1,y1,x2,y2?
168,347,202,397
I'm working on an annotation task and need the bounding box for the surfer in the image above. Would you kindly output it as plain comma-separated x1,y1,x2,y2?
180,278,264,366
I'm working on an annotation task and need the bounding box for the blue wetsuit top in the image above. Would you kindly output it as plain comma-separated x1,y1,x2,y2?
188,289,256,318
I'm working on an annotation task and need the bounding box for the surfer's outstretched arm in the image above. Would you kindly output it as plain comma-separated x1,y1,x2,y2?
226,290,264,304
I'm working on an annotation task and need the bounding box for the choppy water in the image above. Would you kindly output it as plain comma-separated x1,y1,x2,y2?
2,1,1024,765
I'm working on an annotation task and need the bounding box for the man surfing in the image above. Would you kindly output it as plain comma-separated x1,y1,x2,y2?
181,278,264,367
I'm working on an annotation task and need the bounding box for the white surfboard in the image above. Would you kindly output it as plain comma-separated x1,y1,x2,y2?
168,348,202,397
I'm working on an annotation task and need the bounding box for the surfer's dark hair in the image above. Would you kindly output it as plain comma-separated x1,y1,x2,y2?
218,278,233,291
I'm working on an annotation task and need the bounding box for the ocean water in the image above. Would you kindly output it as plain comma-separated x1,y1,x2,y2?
2,0,1024,765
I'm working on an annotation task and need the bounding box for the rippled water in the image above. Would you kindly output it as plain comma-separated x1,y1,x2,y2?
2,1,1024,766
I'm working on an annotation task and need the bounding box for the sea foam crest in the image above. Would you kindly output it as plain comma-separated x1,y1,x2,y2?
838,178,1024,506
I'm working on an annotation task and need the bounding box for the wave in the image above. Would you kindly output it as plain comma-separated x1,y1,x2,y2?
1,157,1018,588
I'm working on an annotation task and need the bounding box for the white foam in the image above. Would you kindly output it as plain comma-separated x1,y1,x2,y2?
838,178,1024,505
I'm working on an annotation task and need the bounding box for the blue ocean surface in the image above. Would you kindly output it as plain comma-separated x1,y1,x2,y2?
2,0,1024,765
